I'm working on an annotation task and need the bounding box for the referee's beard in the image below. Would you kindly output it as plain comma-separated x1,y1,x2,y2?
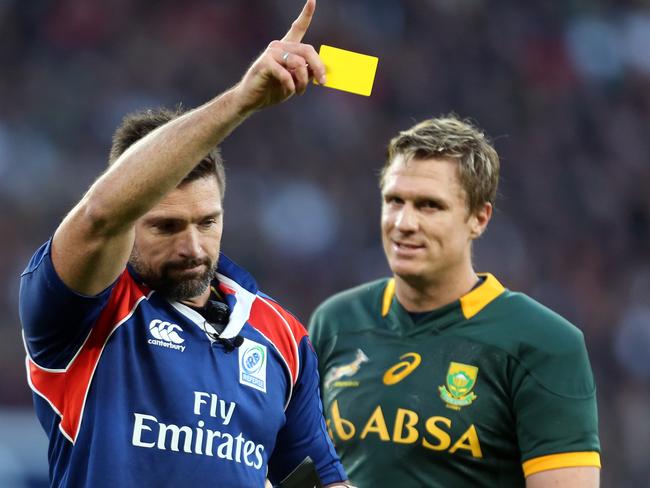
129,248,217,302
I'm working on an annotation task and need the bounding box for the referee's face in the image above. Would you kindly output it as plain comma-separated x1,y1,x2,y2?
130,175,224,305
381,155,489,287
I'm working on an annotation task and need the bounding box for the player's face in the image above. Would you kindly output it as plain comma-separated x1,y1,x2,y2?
381,155,489,286
130,176,223,304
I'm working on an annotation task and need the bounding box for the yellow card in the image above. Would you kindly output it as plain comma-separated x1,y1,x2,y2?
315,45,379,96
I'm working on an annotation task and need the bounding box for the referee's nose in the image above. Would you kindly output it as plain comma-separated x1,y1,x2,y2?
176,225,204,260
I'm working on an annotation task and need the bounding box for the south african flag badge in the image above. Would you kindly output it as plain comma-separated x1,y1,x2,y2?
439,361,478,410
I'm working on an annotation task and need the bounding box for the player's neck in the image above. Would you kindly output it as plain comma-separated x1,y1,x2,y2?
394,264,479,313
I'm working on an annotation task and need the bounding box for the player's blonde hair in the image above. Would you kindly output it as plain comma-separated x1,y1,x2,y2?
381,115,499,214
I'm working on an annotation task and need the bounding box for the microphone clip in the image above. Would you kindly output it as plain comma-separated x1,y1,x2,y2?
201,299,243,352
218,334,244,352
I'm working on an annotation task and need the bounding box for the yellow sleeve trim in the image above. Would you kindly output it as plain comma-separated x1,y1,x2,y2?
459,273,506,319
523,451,601,477
381,278,395,317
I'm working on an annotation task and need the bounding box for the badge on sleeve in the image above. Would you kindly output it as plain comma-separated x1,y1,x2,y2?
239,338,267,393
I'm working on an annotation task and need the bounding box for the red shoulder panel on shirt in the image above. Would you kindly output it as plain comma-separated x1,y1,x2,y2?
27,271,149,443
247,296,308,386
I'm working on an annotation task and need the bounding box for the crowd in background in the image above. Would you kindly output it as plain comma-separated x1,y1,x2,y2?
1,0,648,486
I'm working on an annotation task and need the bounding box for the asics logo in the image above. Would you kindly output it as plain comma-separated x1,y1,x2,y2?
148,319,186,352
383,352,421,385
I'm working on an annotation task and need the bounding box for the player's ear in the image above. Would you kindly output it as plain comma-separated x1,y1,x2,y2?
469,202,492,239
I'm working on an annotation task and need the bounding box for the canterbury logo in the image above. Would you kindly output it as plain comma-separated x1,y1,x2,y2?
383,352,421,385
149,320,185,343
148,319,186,352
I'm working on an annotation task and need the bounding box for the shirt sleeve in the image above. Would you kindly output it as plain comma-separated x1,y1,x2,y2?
19,239,116,369
307,305,330,383
267,335,347,485
510,330,601,476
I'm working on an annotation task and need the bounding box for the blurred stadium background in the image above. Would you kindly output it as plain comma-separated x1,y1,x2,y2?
1,0,649,486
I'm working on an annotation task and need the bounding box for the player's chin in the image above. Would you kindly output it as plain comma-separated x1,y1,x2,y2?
387,258,424,280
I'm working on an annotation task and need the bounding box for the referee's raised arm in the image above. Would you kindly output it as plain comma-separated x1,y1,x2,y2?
50,0,325,297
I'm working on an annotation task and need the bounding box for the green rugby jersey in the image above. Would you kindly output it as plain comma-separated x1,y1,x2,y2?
309,274,600,487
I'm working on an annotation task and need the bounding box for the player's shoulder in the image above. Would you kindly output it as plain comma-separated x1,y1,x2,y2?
312,278,388,319
309,278,389,348
492,289,586,350
483,289,595,396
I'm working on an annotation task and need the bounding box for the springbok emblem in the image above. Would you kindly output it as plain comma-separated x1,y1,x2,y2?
324,349,369,389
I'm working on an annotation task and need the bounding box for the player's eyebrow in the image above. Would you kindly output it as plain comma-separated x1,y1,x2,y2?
414,196,448,208
383,190,448,208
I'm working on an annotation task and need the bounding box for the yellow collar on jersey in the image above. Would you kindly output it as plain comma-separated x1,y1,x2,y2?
381,273,506,319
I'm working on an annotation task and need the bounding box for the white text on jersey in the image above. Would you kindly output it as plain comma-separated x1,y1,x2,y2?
132,390,264,469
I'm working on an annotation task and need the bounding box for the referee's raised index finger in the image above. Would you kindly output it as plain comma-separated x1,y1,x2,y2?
282,0,315,43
